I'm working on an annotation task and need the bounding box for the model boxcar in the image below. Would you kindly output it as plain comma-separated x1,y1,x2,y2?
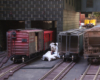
7,29,43,63
44,31,50,51
7,29,55,63
58,29,86,61
84,27,100,63
43,30,54,51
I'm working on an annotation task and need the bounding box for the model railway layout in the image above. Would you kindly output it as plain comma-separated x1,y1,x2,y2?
1,27,100,80
7,29,55,63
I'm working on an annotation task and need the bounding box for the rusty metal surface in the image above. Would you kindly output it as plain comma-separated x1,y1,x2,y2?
84,27,100,58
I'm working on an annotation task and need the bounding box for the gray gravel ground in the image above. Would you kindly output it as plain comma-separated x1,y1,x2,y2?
8,58,62,80
23,58,62,69
7,57,88,80
2,59,13,68
0,56,4,61
8,69,50,80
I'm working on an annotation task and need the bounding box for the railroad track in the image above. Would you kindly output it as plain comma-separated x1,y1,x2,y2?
0,53,9,68
0,53,6,58
0,55,42,80
79,64,100,80
40,61,75,80
0,63,26,80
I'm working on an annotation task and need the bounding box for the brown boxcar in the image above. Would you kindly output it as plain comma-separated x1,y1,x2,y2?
7,29,43,62
84,27,100,63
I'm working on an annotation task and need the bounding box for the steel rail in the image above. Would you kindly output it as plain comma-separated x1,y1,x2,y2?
79,64,91,80
0,64,19,78
53,61,73,80
0,55,42,80
93,65,100,80
0,56,6,63
0,63,13,71
0,56,9,68
39,61,63,80
57,62,75,80
0,54,6,58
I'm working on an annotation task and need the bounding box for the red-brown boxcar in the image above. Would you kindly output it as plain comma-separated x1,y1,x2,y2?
43,30,54,51
44,31,50,50
7,29,43,62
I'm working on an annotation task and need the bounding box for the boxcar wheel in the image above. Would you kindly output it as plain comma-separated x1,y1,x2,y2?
13,60,17,63
72,55,77,62
62,54,66,62
88,58,92,64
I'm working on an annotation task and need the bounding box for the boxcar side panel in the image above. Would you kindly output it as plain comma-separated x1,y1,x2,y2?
29,32,35,55
38,31,44,51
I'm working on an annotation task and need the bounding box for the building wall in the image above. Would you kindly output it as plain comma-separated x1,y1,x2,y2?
0,0,80,50
63,0,80,31
0,21,25,50
75,0,81,12
0,0,63,34
81,0,100,12
31,21,55,29
0,0,64,50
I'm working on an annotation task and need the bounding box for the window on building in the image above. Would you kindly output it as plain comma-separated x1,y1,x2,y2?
86,0,93,8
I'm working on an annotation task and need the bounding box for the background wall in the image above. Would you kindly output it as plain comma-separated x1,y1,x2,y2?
0,21,25,50
0,0,80,50
63,0,80,31
81,0,100,12
0,0,63,50
0,0,63,32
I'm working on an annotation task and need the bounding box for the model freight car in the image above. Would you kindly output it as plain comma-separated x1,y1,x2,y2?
58,29,86,61
7,29,54,63
84,27,100,63
44,30,54,51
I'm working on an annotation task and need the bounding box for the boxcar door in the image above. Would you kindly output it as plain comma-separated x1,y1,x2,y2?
29,32,35,55
38,31,43,51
